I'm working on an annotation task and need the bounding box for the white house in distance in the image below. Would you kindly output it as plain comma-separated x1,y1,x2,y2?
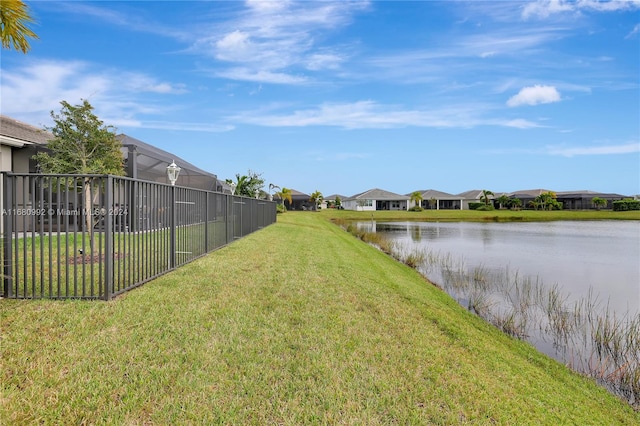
343,188,410,211
410,189,465,210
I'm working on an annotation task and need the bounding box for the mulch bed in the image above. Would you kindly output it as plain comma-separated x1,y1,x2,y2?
67,252,129,265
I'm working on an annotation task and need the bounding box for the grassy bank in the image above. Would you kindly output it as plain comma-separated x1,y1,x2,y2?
2,212,638,424
320,207,640,222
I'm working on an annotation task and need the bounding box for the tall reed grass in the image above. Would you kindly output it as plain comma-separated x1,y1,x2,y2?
341,220,640,408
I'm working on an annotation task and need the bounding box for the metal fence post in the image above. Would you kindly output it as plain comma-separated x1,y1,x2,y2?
104,175,114,300
3,173,13,298
170,185,176,269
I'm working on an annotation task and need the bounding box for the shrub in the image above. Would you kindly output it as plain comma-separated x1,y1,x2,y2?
476,205,495,211
408,206,423,212
276,204,287,214
469,202,484,210
613,199,640,211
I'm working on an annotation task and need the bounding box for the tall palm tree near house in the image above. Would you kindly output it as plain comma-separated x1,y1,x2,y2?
275,187,293,211
309,190,323,210
480,190,494,207
410,191,423,209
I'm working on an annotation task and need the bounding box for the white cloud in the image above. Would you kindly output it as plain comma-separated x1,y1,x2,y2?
507,85,561,107
0,59,229,133
547,142,640,157
522,0,640,19
215,68,308,84
229,100,541,130
626,23,640,39
192,1,369,83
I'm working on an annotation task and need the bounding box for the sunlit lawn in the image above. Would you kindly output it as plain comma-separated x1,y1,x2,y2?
1,212,638,424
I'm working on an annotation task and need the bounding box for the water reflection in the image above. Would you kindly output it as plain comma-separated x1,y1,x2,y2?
367,220,640,315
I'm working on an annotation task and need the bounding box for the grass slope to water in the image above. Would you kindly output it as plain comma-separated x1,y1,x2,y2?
2,212,638,424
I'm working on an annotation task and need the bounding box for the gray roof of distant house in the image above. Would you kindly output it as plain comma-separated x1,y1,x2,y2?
410,189,460,199
0,115,52,146
289,189,310,200
456,189,488,199
346,188,409,201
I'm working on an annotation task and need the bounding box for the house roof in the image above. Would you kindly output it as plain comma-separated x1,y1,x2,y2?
290,189,310,200
456,189,488,199
0,115,52,147
410,189,459,199
507,189,553,198
346,188,409,201
324,194,347,201
555,190,628,198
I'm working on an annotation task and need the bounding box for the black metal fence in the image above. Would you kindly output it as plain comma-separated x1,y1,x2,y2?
1,173,276,300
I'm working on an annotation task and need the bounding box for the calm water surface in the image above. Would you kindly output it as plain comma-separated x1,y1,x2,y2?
368,220,640,316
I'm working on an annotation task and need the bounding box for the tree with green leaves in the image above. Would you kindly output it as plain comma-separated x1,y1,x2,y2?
508,197,522,210
592,197,607,210
274,187,292,212
534,191,561,211
226,170,265,198
496,194,510,210
1,0,38,53
309,190,323,211
334,196,342,209
410,191,423,209
33,99,125,252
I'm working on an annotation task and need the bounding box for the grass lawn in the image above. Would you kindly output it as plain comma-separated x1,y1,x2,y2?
2,212,638,424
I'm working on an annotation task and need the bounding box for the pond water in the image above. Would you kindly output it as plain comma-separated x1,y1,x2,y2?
365,220,639,316
356,219,640,405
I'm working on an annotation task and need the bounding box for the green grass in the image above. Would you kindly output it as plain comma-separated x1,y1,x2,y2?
2,220,228,298
2,212,638,424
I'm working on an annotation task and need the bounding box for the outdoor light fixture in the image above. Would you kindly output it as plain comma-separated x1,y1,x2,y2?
167,160,181,186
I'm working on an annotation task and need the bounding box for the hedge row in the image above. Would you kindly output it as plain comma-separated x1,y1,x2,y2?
612,199,640,211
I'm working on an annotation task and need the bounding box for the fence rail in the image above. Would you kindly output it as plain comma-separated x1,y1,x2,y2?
1,173,276,300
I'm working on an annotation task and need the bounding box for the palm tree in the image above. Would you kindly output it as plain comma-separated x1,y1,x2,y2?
496,194,510,210
275,187,292,211
535,191,559,211
410,191,423,209
508,198,522,210
1,0,39,53
480,190,494,207
309,190,323,211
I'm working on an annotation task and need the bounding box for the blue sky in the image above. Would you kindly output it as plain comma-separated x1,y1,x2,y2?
2,0,639,197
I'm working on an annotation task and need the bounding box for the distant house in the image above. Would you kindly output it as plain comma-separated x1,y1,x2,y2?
0,115,52,174
552,190,626,210
457,189,495,209
343,188,410,211
410,189,464,210
0,116,53,235
274,189,313,210
324,194,347,209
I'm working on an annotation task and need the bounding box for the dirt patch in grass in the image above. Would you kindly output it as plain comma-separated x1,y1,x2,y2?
67,252,128,264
